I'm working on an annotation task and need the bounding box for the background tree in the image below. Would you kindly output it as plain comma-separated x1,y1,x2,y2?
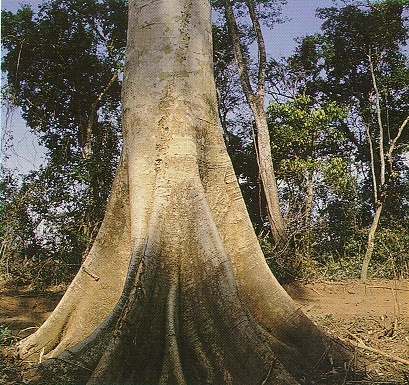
360,55,408,280
220,0,289,251
1,0,127,284
265,32,360,280
264,0,409,280
266,95,354,278
315,1,409,280
0,169,41,282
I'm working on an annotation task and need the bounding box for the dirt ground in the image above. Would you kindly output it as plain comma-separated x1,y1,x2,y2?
1,278,408,384
284,279,409,383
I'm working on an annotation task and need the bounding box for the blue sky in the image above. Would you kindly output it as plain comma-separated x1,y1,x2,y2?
1,0,336,173
2,0,335,58
265,1,337,58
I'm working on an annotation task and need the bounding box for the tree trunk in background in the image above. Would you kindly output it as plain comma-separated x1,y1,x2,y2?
360,50,408,281
224,0,288,251
18,1,356,383
303,172,314,254
361,202,383,282
253,103,288,250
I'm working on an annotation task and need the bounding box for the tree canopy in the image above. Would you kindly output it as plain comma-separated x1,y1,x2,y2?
1,0,127,284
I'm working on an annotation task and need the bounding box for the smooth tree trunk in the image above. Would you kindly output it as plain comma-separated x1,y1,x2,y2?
361,203,383,282
303,172,314,254
18,1,357,383
253,104,288,250
224,0,288,251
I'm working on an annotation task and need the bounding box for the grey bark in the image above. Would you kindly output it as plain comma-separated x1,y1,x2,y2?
224,0,288,250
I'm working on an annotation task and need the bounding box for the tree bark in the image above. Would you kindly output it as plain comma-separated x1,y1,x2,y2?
224,0,288,250
303,171,314,254
361,202,383,282
18,1,357,383
368,50,385,187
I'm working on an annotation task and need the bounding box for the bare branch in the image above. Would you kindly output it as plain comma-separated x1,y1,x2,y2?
83,70,119,159
245,0,266,98
368,48,385,186
386,116,409,173
224,0,255,103
364,122,378,204
346,330,409,366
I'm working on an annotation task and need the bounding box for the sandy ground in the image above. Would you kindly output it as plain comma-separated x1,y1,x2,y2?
285,279,409,383
1,279,408,384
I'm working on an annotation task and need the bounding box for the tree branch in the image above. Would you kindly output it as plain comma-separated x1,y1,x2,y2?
224,0,255,103
83,70,119,159
386,116,409,176
364,121,378,204
245,0,266,98
368,48,385,186
346,331,409,366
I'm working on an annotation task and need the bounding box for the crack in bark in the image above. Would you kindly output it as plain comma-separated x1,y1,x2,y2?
81,266,100,282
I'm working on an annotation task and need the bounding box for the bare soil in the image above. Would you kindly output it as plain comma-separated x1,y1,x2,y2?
285,279,409,384
1,279,408,384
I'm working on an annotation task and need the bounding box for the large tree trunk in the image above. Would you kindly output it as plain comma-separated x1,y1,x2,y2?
18,1,356,383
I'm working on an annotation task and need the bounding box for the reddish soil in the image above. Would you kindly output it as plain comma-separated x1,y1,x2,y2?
1,279,408,384
0,288,64,340
285,279,409,383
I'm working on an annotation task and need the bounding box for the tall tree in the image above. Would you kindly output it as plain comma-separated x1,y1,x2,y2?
360,52,408,280
222,0,288,251
17,0,357,384
267,95,351,259
265,35,359,279
1,0,127,279
315,1,409,281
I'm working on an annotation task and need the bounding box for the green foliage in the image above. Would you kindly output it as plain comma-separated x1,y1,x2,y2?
265,0,409,279
1,169,40,282
267,94,356,248
370,222,409,278
0,168,77,286
263,94,360,280
268,94,347,168
1,0,128,286
314,1,409,277
319,221,409,281
320,256,362,281
0,324,12,346
317,1,409,141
